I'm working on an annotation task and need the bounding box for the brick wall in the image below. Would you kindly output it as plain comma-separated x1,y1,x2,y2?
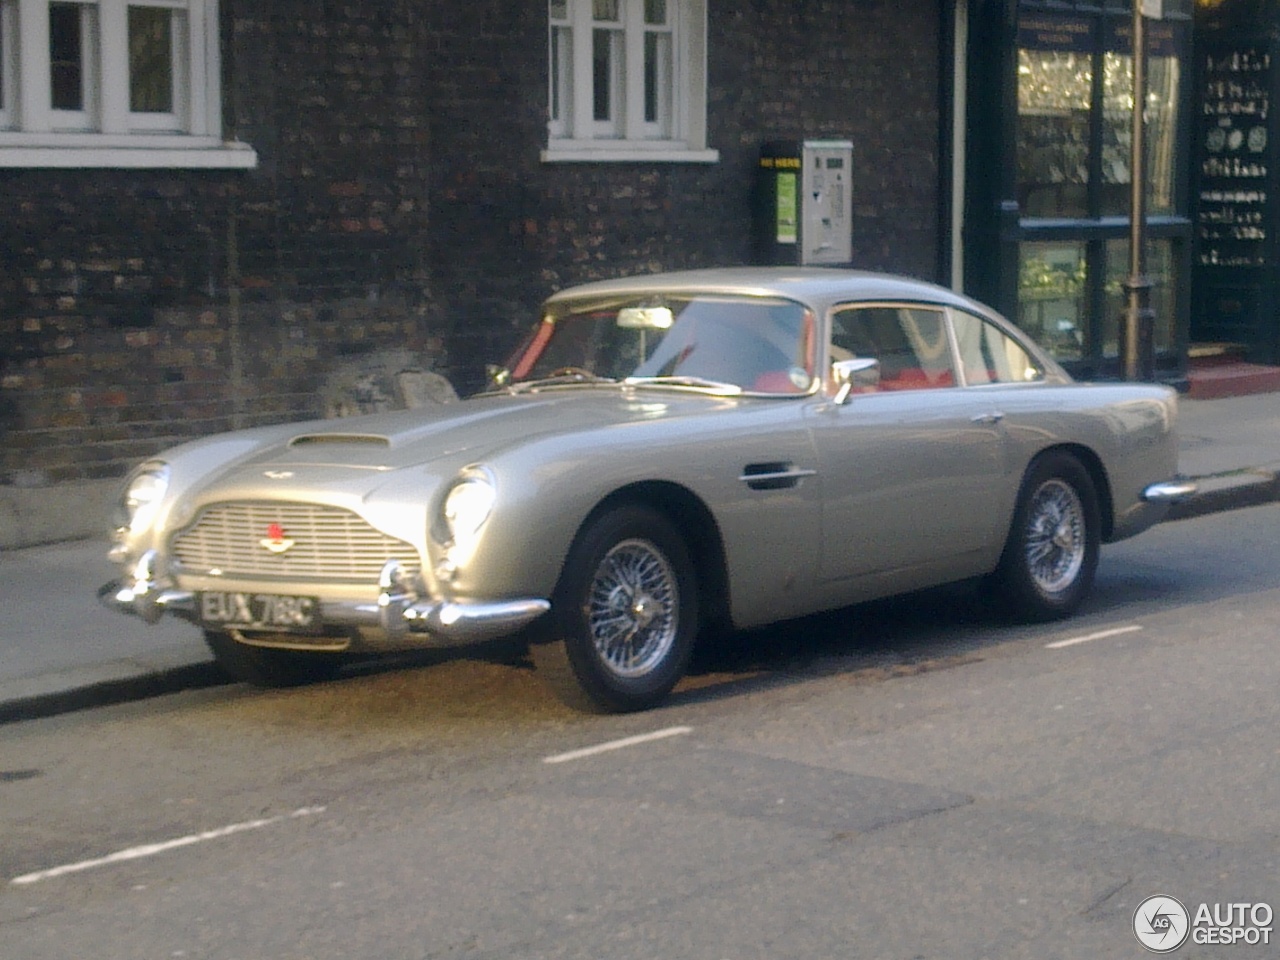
0,0,942,507
0,3,436,490
427,0,944,391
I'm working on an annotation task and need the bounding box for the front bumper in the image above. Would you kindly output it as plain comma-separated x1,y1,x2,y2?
99,550,551,648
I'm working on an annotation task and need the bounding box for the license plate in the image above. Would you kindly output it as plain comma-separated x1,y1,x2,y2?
199,592,319,630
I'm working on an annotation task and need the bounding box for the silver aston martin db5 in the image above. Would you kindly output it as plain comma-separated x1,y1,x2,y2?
102,268,1195,712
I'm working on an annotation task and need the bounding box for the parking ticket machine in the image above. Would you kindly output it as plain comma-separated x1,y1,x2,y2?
754,139,854,266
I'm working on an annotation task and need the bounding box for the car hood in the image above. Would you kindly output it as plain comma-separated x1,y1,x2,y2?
164,387,748,502
256,389,743,467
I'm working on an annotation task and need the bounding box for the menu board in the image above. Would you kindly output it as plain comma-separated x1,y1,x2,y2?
1198,44,1273,269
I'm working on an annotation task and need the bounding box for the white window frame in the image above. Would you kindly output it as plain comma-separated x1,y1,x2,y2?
0,0,255,168
543,0,717,164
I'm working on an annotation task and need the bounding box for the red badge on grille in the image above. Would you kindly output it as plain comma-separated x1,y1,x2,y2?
260,522,295,554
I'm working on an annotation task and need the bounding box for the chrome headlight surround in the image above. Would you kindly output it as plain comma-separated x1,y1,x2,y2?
436,468,496,581
116,461,171,536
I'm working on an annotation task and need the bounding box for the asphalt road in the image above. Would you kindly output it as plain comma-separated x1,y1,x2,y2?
1,504,1278,959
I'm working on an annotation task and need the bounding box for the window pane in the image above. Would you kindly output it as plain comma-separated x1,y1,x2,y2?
1017,47,1092,218
129,6,173,113
953,312,1044,385
550,0,567,19
1016,14,1095,218
1146,57,1182,215
593,0,618,22
1018,241,1087,361
1101,52,1131,215
644,30,670,127
550,26,571,125
1102,21,1186,217
592,28,621,124
50,3,84,111
830,307,955,391
1101,53,1182,217
645,0,667,25
1102,238,1177,357
527,295,812,394
593,29,610,121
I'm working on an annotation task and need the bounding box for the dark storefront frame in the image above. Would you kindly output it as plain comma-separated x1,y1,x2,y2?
1192,0,1280,364
965,0,1195,383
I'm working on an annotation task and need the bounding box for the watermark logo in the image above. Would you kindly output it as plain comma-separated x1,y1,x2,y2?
1133,896,1274,952
1133,895,1191,953
1190,902,1273,947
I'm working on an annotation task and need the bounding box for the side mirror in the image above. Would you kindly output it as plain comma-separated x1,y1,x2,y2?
831,357,880,404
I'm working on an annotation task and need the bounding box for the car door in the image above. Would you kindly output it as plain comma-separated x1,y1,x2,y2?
811,303,1013,585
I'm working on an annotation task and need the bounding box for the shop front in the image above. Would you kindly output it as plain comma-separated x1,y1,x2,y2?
1193,0,1280,364
965,0,1195,382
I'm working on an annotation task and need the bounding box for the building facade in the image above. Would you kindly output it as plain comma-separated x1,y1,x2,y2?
4,0,1212,547
0,0,949,545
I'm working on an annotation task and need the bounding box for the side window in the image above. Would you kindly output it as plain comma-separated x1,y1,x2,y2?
830,305,955,391
952,310,1045,385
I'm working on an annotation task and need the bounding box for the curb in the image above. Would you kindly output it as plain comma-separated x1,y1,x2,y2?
0,662,228,726
1165,469,1280,522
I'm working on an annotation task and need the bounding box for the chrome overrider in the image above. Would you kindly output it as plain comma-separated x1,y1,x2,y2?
99,551,551,646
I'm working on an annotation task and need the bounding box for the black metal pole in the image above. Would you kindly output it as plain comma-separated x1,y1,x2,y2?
1123,1,1155,381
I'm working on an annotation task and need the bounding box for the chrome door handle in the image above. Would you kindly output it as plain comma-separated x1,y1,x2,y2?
739,463,816,491
971,411,1005,425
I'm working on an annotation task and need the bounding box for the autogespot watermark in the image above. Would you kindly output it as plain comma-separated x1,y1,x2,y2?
1132,895,1274,953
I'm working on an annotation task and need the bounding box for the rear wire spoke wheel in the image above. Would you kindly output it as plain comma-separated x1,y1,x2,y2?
1025,479,1085,595
532,505,697,713
993,451,1100,622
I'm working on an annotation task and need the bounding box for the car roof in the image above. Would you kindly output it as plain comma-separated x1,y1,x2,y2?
543,267,992,315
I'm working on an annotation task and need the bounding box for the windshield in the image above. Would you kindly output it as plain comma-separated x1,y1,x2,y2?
504,293,816,394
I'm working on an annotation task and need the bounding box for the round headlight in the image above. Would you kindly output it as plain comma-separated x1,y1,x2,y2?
122,463,170,532
443,475,495,544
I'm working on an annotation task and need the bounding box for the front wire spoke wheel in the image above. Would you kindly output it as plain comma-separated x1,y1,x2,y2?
587,540,679,678
532,505,698,713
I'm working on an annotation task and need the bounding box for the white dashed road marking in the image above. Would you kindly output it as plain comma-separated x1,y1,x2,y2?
1045,624,1143,650
10,806,326,886
543,726,693,764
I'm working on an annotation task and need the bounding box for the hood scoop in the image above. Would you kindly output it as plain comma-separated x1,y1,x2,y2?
289,433,391,448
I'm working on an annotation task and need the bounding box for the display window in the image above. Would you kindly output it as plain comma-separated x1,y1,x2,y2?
1011,2,1192,371
1103,238,1178,358
1017,12,1186,220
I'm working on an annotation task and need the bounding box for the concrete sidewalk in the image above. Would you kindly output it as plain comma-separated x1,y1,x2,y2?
2,392,1278,724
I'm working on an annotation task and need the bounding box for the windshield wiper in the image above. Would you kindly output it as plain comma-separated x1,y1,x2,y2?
624,376,743,394
506,372,617,394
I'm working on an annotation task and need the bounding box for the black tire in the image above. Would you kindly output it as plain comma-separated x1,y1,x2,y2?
531,505,698,713
203,630,345,687
991,451,1100,622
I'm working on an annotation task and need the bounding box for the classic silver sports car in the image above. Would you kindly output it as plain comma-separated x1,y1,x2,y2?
102,268,1195,712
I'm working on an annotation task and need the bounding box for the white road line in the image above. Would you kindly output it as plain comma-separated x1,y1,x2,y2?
10,806,325,886
543,726,693,765
1045,625,1144,650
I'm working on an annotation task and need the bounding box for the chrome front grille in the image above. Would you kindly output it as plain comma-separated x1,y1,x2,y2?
171,502,421,581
